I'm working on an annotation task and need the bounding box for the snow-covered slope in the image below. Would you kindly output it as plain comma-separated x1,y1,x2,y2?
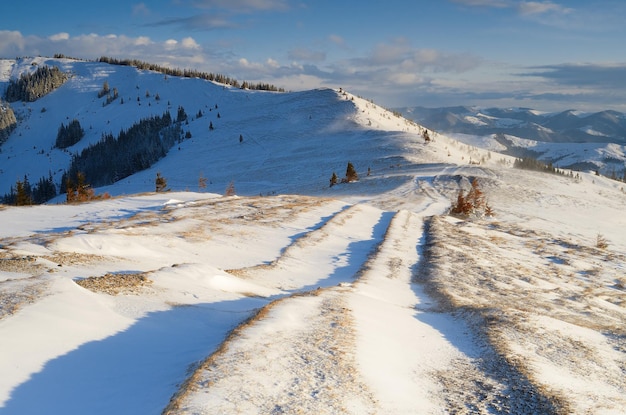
0,57,425,199
0,57,625,415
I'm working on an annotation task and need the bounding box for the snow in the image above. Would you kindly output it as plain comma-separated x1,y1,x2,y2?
0,58,625,414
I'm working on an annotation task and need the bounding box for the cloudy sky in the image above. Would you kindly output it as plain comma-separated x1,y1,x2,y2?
1,0,625,112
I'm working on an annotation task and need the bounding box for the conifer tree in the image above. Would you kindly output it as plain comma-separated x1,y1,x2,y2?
345,162,358,182
198,173,207,191
15,178,32,206
224,181,236,196
155,172,168,192
177,106,187,123
330,172,338,187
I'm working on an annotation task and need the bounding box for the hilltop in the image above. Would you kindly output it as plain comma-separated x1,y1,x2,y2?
0,56,423,201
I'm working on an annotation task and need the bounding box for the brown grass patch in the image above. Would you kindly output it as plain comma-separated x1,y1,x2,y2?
75,272,152,295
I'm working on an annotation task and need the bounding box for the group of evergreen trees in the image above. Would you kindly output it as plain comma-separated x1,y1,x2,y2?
98,80,119,105
97,56,285,92
3,65,69,102
55,119,85,149
513,156,581,180
1,174,57,205
0,99,17,146
330,162,359,187
513,157,560,173
61,111,184,191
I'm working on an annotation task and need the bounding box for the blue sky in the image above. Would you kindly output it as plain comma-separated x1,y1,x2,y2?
1,0,625,112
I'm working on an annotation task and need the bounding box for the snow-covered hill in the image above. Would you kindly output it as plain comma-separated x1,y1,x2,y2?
0,57,426,200
0,57,625,414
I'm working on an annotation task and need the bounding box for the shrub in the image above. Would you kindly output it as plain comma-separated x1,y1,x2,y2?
450,178,494,217
66,172,109,203
155,172,168,192
224,181,236,196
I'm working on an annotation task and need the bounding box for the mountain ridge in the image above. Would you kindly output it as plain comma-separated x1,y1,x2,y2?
397,105,626,144
397,105,626,176
0,57,424,202
2,56,625,203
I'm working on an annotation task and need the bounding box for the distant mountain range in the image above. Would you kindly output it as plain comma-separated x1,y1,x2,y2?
396,106,626,144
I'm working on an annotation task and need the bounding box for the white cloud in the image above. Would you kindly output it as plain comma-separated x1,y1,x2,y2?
181,37,200,49
190,0,290,12
287,47,325,62
451,0,572,16
0,30,26,54
358,39,482,75
134,36,152,46
451,0,508,7
517,1,571,16
49,33,70,42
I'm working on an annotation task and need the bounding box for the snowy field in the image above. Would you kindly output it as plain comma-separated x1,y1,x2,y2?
0,58,625,414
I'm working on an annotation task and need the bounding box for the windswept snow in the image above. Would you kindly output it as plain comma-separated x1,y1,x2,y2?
0,58,625,415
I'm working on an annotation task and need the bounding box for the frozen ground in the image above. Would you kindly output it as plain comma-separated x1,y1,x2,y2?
1,164,624,414
0,58,625,414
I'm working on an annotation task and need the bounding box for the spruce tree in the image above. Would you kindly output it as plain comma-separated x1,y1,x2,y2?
330,172,338,187
345,162,358,182
15,179,32,206
155,172,168,192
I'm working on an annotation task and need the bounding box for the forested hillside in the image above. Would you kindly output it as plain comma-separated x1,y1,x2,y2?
0,99,16,145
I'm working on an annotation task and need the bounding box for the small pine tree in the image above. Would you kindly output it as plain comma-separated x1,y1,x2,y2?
423,129,431,143
198,173,207,191
155,172,168,192
596,234,609,250
176,106,187,123
224,181,236,196
330,172,338,187
466,178,484,211
15,179,32,206
98,80,110,98
66,172,101,203
345,162,358,182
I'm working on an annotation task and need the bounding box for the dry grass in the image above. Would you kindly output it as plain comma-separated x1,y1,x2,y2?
44,251,110,267
162,293,296,414
0,254,45,275
75,272,152,295
419,215,626,414
0,276,50,320
162,287,372,415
